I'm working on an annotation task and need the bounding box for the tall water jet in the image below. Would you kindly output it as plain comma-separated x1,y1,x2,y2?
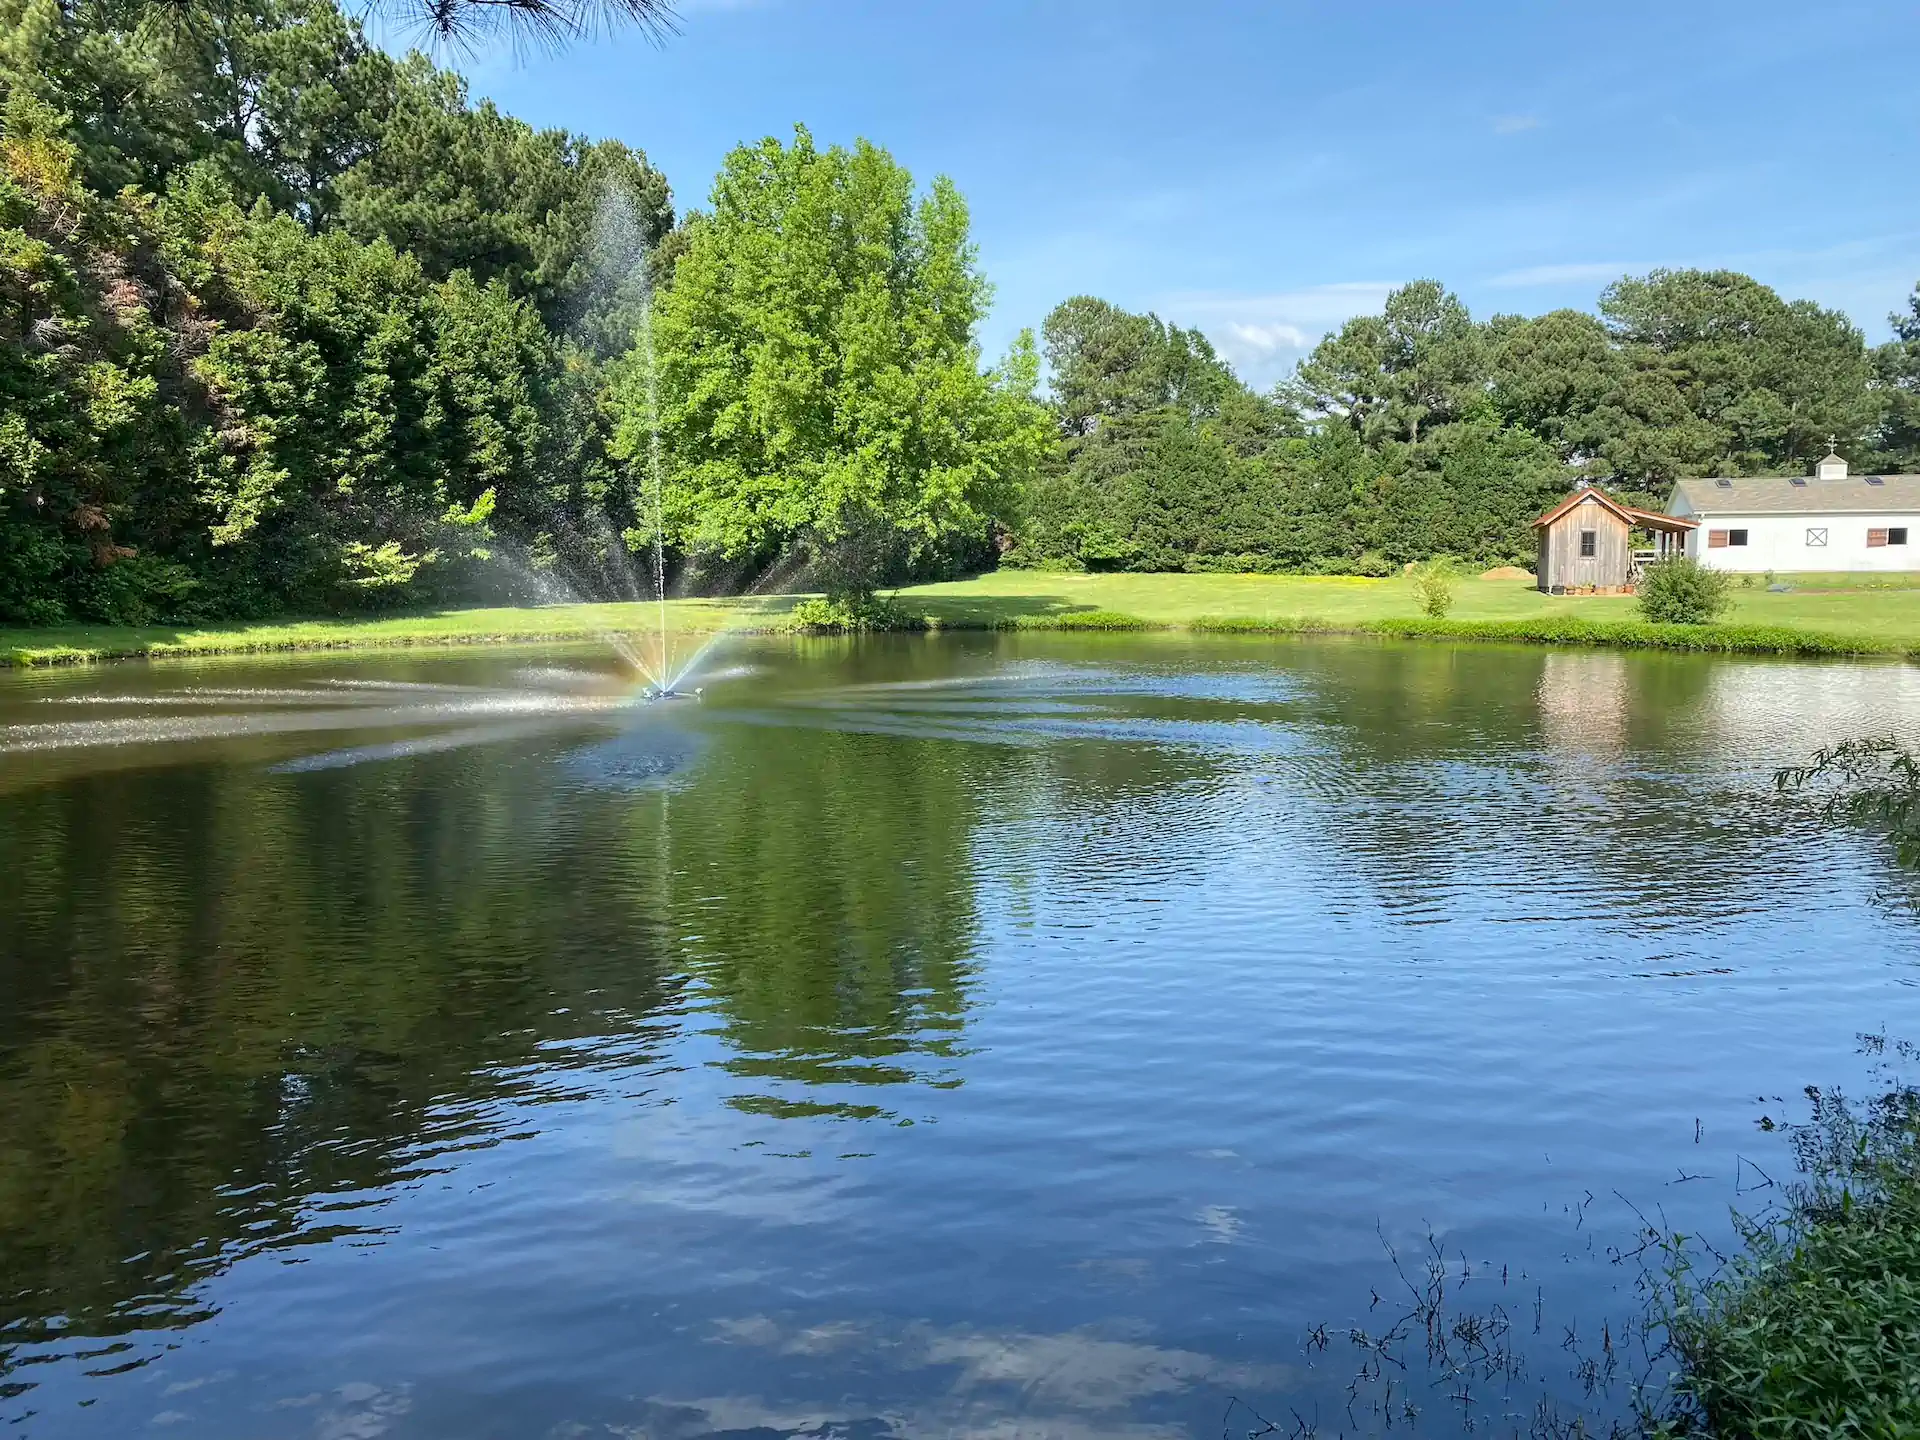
517,185,802,701
552,184,680,692
633,256,673,695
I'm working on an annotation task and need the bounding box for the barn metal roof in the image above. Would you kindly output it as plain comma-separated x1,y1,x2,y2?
1671,475,1920,515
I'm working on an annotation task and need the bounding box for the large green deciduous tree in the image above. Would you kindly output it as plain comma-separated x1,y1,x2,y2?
623,127,1050,596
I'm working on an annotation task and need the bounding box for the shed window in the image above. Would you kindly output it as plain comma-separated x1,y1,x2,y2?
1893,528,1909,546
1870,528,1890,547
1578,530,1596,557
1708,530,1729,548
1806,528,1828,547
1727,529,1748,547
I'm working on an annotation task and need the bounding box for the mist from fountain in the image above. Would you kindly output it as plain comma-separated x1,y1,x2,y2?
623,198,673,695
503,186,813,703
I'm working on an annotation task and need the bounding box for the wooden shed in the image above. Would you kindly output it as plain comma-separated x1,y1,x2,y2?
1533,488,1697,594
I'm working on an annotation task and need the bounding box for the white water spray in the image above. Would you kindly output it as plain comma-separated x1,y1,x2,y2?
634,266,674,695
482,187,806,701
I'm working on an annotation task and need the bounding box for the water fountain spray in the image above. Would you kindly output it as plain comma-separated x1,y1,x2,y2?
483,187,809,703
634,256,676,697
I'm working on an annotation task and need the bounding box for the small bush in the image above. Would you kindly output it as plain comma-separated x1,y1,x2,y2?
1042,609,1157,631
1406,557,1462,618
787,592,926,633
1637,556,1732,624
1349,551,1395,578
1188,615,1339,634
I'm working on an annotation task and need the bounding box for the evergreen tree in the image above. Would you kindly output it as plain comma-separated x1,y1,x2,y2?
1874,284,1920,471
336,60,673,333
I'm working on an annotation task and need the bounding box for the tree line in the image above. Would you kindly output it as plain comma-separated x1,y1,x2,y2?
4,0,1919,625
1015,275,1920,575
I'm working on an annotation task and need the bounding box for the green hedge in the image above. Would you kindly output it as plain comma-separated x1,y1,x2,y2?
4,609,1905,667
1189,614,1901,657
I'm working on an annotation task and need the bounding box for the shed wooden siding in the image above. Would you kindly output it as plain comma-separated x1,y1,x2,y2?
1537,495,1632,591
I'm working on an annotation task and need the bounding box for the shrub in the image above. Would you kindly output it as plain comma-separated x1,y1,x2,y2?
1188,615,1339,634
1654,1076,1920,1440
1040,609,1155,631
1406,557,1461,618
73,556,212,626
1637,556,1732,624
1350,551,1395,578
787,593,926,633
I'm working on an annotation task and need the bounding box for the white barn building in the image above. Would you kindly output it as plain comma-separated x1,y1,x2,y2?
1667,454,1920,573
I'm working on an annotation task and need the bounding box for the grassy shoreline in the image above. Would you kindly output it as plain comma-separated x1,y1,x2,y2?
6,572,1920,666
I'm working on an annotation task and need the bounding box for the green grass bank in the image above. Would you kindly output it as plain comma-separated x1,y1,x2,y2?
8,571,1920,666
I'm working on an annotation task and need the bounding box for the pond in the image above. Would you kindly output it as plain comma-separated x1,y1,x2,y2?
2,634,1917,1439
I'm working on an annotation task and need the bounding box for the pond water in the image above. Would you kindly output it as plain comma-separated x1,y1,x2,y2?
2,634,1918,1439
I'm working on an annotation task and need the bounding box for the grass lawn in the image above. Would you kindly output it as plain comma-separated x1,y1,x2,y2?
0,599,758,667
907,569,1920,639
7,570,1920,665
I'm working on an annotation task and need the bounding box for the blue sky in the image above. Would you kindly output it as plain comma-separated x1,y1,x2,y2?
452,0,1919,389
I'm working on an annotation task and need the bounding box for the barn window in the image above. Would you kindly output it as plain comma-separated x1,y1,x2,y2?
1579,530,1596,557
1727,530,1748,546
1708,530,1729,548
1870,529,1890,547
1893,528,1909,546
1806,528,1828,547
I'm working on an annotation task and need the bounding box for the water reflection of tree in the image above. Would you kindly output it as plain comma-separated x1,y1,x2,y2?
0,695,1005,1361
658,723,985,1120
0,751,688,1357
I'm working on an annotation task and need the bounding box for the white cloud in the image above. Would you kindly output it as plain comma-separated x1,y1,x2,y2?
1155,282,1396,388
1486,261,1637,288
1492,114,1541,135
1193,1204,1243,1244
1220,321,1309,358
700,1315,1296,1428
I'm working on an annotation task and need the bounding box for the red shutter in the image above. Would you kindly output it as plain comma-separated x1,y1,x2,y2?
1708,530,1730,548
1870,529,1889,548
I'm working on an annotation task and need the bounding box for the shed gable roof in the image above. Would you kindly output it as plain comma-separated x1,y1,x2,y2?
1533,488,1697,532
1671,474,1920,515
